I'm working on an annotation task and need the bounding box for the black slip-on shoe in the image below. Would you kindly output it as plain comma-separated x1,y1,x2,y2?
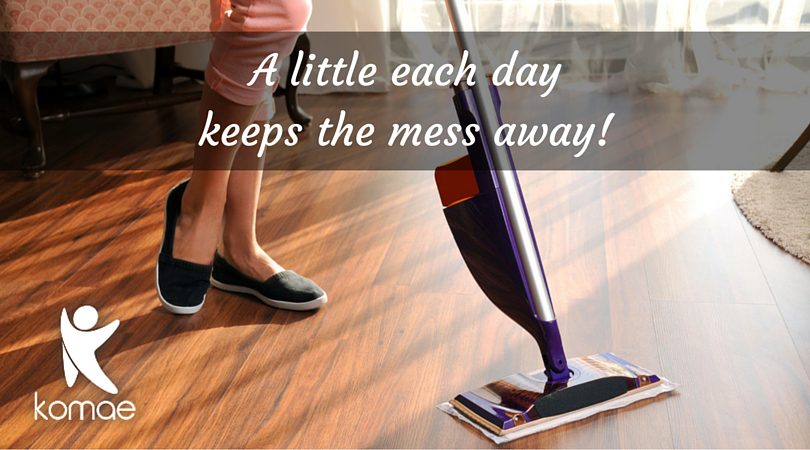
155,180,212,314
210,253,327,311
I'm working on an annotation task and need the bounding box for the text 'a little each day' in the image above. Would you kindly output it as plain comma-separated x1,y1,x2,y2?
247,50,561,97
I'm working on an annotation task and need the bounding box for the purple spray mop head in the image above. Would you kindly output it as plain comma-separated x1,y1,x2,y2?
442,353,676,442
434,82,676,441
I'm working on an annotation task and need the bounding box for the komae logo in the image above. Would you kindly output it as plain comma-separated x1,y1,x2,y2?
61,305,119,394
34,306,136,421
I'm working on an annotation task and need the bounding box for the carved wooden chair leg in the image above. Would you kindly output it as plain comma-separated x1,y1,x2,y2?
3,61,53,178
284,33,312,128
154,46,176,96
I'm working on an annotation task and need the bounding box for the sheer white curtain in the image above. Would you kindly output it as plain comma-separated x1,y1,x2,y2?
394,0,809,32
300,0,391,92
392,0,810,95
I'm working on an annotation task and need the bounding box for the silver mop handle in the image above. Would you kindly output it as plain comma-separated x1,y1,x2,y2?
444,0,557,322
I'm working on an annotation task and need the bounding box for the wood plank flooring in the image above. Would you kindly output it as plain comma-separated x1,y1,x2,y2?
0,89,809,448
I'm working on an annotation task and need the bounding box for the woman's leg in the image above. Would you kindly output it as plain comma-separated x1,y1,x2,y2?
173,0,311,265
159,0,318,312
172,85,259,265
219,141,285,281
212,130,327,310
208,0,313,280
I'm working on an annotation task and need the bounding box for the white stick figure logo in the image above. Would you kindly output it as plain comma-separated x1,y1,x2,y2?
60,306,119,395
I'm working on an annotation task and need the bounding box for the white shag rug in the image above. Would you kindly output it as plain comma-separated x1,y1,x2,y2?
732,146,810,265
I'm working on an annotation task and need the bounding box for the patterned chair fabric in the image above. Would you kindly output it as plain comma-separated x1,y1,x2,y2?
0,0,214,62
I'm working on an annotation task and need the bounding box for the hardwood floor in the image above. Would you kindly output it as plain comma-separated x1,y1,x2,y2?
0,90,809,448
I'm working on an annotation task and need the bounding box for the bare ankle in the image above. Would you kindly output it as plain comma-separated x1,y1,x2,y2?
220,238,257,262
171,193,224,265
218,240,284,280
181,192,224,225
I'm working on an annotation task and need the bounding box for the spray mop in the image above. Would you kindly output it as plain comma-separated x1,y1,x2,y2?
435,0,676,442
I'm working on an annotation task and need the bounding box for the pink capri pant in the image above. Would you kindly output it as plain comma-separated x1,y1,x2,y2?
206,0,312,121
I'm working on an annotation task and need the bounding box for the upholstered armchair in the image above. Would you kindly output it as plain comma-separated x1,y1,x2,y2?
0,0,311,178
